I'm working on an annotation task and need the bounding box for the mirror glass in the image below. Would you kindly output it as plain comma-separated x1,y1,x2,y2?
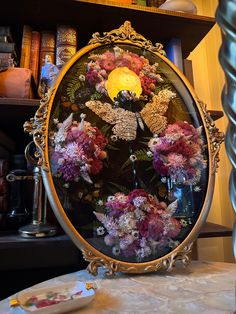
48,43,208,263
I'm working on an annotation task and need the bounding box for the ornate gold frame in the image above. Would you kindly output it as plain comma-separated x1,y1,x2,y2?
24,21,223,276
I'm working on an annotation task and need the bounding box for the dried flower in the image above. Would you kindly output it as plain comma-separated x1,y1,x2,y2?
94,189,180,260
149,121,207,185
96,226,105,236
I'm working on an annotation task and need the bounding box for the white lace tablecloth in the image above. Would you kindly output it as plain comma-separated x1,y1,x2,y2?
1,261,236,314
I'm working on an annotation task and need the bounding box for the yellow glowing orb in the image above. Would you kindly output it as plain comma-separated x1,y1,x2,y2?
106,67,142,101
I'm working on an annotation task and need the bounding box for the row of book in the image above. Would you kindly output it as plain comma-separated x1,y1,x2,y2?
20,24,77,86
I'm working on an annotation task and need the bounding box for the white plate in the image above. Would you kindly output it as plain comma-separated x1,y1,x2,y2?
16,281,96,314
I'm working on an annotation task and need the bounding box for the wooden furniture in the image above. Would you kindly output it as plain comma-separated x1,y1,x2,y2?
0,261,235,313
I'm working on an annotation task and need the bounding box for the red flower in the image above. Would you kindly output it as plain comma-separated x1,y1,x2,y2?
128,189,149,202
140,75,156,95
90,158,103,174
99,59,115,71
166,218,181,238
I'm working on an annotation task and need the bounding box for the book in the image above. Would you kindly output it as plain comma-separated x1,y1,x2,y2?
39,31,56,78
29,31,40,85
56,25,77,68
165,38,183,72
20,25,32,68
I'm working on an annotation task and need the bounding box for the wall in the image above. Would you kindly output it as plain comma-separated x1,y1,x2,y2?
188,0,234,262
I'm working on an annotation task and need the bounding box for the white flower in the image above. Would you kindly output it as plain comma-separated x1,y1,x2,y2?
180,219,188,227
112,246,120,256
194,186,201,192
129,154,137,162
63,183,69,188
58,158,64,165
79,74,85,81
161,177,167,183
107,195,115,202
96,226,105,236
132,230,139,240
97,200,103,206
111,135,118,142
146,151,153,157
53,118,59,124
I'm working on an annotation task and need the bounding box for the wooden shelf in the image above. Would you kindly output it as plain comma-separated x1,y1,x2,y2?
198,222,232,238
1,0,215,58
0,98,40,107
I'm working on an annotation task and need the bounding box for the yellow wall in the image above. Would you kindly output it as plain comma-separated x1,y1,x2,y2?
188,0,234,262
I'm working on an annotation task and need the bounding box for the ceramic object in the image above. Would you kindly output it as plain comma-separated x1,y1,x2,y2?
159,0,197,14
16,281,96,314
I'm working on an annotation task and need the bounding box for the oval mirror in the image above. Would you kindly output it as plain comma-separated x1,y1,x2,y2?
26,22,223,275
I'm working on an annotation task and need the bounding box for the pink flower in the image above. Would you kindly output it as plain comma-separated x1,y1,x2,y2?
167,153,186,169
86,69,101,85
128,189,149,203
147,215,164,240
166,218,181,238
99,59,115,71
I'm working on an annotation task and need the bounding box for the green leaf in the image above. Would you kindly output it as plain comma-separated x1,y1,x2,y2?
107,182,130,194
121,149,152,170
66,79,81,103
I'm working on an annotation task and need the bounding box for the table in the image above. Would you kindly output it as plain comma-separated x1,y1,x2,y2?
1,261,235,314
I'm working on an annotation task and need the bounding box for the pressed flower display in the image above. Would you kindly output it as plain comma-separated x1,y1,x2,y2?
32,22,222,274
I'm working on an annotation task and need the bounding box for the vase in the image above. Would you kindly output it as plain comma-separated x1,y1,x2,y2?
159,0,197,14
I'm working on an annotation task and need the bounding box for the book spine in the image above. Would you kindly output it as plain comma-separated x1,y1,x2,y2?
29,31,40,85
39,31,56,78
20,25,32,68
56,25,77,68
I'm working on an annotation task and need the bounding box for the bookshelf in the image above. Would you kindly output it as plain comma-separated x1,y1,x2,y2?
0,0,230,292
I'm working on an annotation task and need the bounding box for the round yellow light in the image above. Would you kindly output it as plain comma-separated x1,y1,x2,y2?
106,67,142,101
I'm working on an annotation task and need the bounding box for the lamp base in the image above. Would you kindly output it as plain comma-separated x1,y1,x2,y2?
18,222,58,238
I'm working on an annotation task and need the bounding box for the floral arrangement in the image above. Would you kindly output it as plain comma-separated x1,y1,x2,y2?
148,121,207,185
85,46,163,96
94,189,181,260
50,113,108,183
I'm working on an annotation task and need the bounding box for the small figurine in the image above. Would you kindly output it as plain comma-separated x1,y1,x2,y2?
38,54,59,98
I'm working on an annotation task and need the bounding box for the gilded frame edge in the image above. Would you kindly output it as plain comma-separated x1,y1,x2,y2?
25,22,223,275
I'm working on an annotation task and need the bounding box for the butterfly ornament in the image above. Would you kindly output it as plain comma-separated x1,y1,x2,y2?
85,67,176,141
